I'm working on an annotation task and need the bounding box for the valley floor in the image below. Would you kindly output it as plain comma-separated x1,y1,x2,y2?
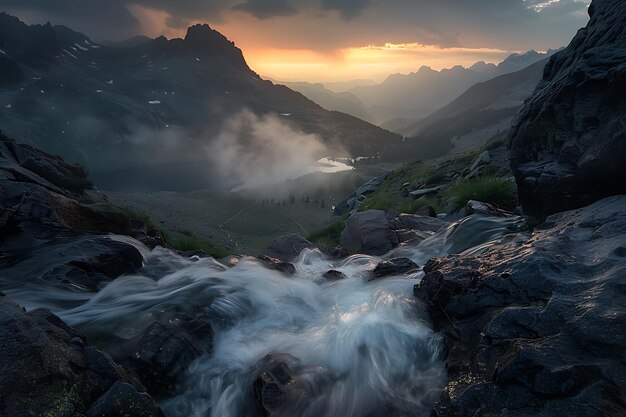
106,163,400,254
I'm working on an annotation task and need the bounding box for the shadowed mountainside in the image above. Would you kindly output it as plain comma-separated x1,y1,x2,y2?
0,13,403,178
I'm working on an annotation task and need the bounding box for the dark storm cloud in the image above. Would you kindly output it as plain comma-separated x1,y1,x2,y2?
165,15,191,30
232,0,297,19
0,0,141,40
320,0,372,20
0,0,590,49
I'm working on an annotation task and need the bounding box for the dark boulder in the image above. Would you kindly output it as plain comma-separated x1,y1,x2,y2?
253,356,295,415
0,235,144,293
323,269,348,281
264,233,315,262
250,353,336,417
340,210,398,255
87,382,164,417
110,320,212,397
0,295,163,417
392,213,447,233
509,0,626,218
415,196,626,416
0,134,146,295
372,257,419,279
257,255,296,275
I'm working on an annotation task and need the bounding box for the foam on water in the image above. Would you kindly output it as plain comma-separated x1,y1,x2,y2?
6,214,525,416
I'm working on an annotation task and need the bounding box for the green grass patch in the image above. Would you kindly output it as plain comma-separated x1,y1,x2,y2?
172,234,230,258
397,196,443,214
358,186,394,212
115,206,229,257
117,206,171,239
444,176,517,212
308,215,348,246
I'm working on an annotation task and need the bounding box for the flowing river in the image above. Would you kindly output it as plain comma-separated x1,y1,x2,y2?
5,214,525,417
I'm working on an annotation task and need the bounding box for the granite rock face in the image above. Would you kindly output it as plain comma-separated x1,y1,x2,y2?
264,233,315,262
0,134,156,294
0,295,164,417
415,196,626,416
340,210,399,255
340,210,447,256
509,0,626,218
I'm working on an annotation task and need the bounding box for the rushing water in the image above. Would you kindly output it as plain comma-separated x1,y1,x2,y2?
5,214,525,417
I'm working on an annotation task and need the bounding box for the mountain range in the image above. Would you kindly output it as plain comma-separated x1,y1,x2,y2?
402,58,549,158
346,50,558,128
0,12,403,190
0,11,562,190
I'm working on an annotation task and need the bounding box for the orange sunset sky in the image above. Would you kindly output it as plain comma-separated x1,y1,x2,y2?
3,0,591,83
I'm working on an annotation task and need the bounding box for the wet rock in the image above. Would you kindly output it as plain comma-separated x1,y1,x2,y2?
395,229,433,245
264,233,315,262
87,382,164,417
323,270,347,281
391,214,447,246
250,353,336,417
257,255,296,275
111,320,212,397
0,134,146,294
509,0,626,218
254,357,295,415
130,219,167,249
372,257,419,279
415,196,626,416
465,199,516,217
0,235,144,293
392,213,447,233
340,210,398,256
0,296,163,417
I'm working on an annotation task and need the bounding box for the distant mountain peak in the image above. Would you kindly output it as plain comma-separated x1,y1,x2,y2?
177,23,250,70
184,23,231,48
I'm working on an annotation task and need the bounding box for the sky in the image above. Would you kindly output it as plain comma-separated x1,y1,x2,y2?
0,0,591,82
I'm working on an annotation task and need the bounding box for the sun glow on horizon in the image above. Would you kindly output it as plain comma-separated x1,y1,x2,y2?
128,7,520,84
245,42,515,83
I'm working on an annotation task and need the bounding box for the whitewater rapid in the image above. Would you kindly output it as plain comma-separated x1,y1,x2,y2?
6,214,525,417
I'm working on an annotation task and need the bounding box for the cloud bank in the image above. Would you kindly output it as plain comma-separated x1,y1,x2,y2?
0,0,590,53
207,110,330,190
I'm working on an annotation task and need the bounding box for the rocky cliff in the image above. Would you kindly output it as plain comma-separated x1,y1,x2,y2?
416,196,626,416
509,0,626,218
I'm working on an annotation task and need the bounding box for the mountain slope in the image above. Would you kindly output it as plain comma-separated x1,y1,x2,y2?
403,59,548,158
0,13,403,185
349,50,554,126
270,80,374,123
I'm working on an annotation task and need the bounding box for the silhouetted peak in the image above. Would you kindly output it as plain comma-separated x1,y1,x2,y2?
179,23,250,70
184,24,230,47
469,61,497,73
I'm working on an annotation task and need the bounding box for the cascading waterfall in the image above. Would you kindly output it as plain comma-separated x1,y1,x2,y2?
4,214,525,417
